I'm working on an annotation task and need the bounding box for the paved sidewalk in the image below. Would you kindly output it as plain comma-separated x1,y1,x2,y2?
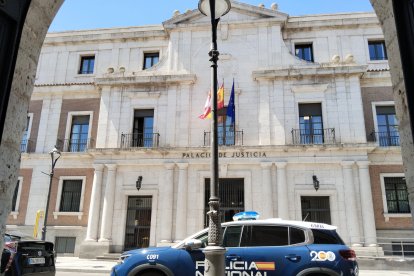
56,257,117,273
56,257,414,275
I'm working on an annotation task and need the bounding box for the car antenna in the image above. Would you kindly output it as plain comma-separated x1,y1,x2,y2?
303,212,309,222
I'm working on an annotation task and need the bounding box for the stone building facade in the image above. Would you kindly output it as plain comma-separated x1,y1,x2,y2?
6,1,413,257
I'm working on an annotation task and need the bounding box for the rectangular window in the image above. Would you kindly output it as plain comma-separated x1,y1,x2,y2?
69,115,90,152
299,103,324,144
369,41,387,60
11,180,20,212
376,106,399,146
132,109,154,147
385,177,410,214
59,180,82,212
79,56,95,74
392,242,414,256
301,196,331,224
218,107,235,146
55,237,76,254
20,116,31,152
295,43,314,62
143,52,159,70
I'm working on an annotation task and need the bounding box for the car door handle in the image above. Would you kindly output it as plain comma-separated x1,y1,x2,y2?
226,255,241,261
285,255,301,262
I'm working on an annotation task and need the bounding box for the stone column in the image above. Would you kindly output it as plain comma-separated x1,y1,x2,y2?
99,164,117,242
85,164,104,241
357,161,377,246
159,163,175,242
341,161,361,245
175,163,189,241
275,162,289,219
260,162,273,218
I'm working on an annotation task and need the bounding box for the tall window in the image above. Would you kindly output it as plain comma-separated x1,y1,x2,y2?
69,115,90,152
133,109,154,147
217,107,235,146
301,196,331,224
299,103,323,144
79,55,95,74
11,180,20,212
384,177,410,214
376,106,399,146
295,43,314,62
143,52,159,70
368,41,387,60
59,180,82,212
21,116,31,152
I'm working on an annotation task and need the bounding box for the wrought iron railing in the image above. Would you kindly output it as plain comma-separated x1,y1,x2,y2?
20,139,34,153
203,130,244,146
120,133,160,148
370,131,400,147
56,138,95,152
291,128,336,145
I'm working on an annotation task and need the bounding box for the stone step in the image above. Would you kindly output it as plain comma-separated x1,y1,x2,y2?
352,246,385,257
96,253,120,261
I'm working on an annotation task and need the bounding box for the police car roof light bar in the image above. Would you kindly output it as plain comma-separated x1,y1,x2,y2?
233,211,260,221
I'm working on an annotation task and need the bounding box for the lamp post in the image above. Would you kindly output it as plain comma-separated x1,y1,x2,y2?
198,0,231,275
41,146,61,241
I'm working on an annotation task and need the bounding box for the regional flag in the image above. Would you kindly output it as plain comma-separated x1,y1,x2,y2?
198,90,212,119
199,83,225,119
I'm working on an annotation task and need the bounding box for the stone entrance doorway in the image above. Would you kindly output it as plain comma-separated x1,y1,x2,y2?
124,196,152,251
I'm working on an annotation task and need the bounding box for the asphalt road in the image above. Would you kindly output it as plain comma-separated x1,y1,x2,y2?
56,271,414,276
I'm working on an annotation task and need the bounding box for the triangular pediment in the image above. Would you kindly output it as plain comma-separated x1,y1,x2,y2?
163,1,288,28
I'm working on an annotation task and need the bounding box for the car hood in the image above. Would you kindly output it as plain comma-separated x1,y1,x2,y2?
123,246,172,255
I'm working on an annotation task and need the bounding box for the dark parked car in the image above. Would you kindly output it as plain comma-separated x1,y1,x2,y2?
1,233,56,276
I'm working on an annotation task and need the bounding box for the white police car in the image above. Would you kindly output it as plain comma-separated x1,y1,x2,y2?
111,212,358,276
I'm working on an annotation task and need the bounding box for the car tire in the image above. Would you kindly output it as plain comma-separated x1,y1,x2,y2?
137,269,166,276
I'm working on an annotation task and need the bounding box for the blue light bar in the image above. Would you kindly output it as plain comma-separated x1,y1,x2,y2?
233,211,260,221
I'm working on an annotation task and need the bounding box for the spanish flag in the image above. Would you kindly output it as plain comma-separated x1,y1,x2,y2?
199,83,225,119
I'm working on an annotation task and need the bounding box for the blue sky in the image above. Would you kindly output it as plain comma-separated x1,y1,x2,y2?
49,0,373,32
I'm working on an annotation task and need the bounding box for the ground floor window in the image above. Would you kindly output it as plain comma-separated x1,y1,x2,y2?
124,196,152,250
301,196,331,224
55,237,76,254
204,178,244,227
392,242,414,256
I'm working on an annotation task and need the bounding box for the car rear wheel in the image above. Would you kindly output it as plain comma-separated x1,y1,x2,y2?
138,269,166,276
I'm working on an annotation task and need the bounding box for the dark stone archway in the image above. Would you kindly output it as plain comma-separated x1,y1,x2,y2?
0,0,64,250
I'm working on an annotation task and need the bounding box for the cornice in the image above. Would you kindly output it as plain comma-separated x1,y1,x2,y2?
253,64,368,80
95,73,197,88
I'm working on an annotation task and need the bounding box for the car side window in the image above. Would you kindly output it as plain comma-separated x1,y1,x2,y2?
312,229,344,245
223,226,242,247
241,226,289,247
289,227,306,245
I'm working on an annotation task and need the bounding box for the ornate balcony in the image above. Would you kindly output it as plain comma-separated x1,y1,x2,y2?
120,133,160,148
370,131,400,147
56,138,95,152
291,128,336,145
20,139,34,153
203,130,244,146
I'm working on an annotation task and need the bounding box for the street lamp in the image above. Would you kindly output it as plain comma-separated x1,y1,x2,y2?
41,146,61,241
198,0,231,275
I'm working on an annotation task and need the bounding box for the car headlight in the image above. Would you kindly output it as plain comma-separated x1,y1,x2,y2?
118,254,131,264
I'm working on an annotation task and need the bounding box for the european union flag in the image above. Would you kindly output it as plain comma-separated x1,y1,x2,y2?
226,80,235,126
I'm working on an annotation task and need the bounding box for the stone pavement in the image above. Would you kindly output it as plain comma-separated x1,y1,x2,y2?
56,256,414,275
56,257,117,273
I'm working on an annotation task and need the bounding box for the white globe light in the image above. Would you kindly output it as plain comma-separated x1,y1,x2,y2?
198,0,231,19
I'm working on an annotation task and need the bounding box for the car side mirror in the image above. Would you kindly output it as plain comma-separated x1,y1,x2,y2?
184,239,202,251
